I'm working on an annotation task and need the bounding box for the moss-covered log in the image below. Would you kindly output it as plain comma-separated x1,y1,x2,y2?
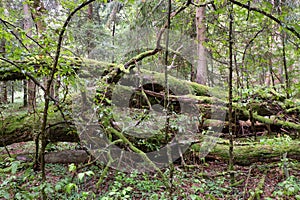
188,138,300,166
0,56,115,81
0,122,78,147
0,112,78,147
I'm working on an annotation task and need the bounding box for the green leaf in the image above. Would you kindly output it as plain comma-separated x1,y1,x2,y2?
68,163,76,172
0,190,10,199
66,183,77,194
78,172,85,182
11,161,20,174
55,184,62,191
85,171,95,177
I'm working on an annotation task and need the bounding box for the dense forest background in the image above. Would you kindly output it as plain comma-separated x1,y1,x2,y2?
0,0,299,199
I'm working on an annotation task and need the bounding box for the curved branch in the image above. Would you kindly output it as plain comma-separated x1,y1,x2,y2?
229,0,300,40
241,28,265,66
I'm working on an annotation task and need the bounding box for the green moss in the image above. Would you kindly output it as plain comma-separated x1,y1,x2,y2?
122,68,223,98
0,114,32,135
0,105,70,136
187,82,210,96
190,138,300,165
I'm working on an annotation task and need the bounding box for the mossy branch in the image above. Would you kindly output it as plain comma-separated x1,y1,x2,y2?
107,127,171,191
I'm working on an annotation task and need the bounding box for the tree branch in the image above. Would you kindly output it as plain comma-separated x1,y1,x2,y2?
156,0,192,47
0,18,53,58
229,0,300,40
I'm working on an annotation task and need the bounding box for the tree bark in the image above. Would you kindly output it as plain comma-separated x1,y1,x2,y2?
23,3,36,111
195,4,207,85
228,3,235,183
23,80,28,107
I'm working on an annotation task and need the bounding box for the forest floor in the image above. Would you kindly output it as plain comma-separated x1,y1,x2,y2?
0,142,300,199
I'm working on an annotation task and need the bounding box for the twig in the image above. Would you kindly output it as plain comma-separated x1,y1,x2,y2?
242,164,255,199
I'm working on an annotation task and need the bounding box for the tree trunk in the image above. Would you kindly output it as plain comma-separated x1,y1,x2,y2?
87,3,94,55
282,32,289,99
27,80,36,111
10,82,13,103
195,4,207,85
0,37,8,104
23,80,28,107
12,142,300,166
228,3,235,183
0,122,79,147
23,3,36,111
1,82,8,104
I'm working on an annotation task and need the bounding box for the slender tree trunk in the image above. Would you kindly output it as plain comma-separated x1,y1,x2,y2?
270,64,276,90
11,82,14,104
282,32,289,98
234,53,241,95
23,80,28,107
32,1,47,194
195,4,207,85
55,75,60,101
27,80,36,110
1,31,7,104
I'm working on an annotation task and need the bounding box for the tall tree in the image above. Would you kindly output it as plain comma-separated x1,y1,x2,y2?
195,2,207,85
23,2,36,111
87,3,94,56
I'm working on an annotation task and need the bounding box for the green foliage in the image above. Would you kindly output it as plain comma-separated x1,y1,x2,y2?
259,135,292,148
272,176,300,198
191,177,229,198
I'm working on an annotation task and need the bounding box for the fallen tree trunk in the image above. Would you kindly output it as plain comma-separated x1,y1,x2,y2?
0,113,79,147
188,139,300,166
0,124,79,147
45,150,89,164
1,64,299,148
11,139,300,166
14,150,89,164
